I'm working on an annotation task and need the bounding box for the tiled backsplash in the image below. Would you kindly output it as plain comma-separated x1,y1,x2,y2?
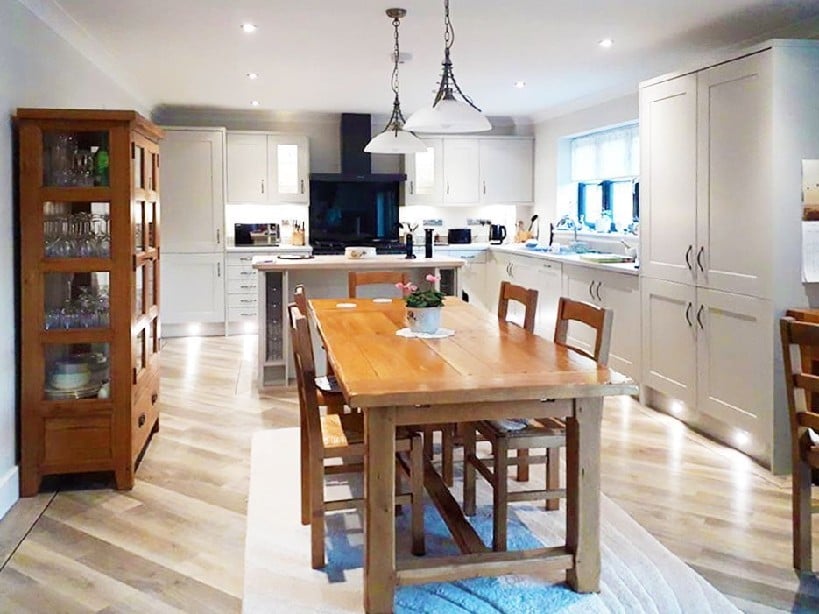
225,203,308,244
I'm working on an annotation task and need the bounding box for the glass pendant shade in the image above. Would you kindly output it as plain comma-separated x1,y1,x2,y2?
365,125,427,154
404,98,491,133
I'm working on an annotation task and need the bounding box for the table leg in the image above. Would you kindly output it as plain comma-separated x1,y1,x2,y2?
566,397,602,593
365,407,397,613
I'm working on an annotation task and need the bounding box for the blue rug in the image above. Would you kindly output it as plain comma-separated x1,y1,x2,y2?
323,503,588,613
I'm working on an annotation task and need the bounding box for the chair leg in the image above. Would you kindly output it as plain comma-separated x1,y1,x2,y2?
463,422,477,516
309,450,326,569
442,425,454,487
423,427,434,461
794,455,813,572
492,436,509,552
516,448,530,482
410,434,426,556
545,448,560,512
299,415,310,526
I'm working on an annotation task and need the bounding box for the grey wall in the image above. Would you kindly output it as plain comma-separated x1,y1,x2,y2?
0,0,143,518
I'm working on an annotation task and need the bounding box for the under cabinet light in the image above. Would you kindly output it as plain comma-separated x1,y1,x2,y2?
247,72,259,80
514,81,526,89
599,38,613,48
251,100,260,107
241,23,258,33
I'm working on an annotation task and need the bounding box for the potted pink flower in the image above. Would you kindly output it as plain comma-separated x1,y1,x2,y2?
396,274,445,334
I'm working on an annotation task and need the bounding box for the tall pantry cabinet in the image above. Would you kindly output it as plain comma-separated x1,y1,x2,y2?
17,109,163,495
639,41,819,474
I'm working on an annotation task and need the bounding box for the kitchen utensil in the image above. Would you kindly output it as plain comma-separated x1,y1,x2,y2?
489,224,506,244
528,214,539,232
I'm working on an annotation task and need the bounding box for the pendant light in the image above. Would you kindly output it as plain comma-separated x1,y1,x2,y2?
404,0,491,133
365,9,427,154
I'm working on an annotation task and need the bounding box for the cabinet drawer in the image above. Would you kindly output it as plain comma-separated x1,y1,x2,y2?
228,306,259,321
43,416,112,466
449,250,487,264
227,252,265,266
228,278,258,293
228,293,258,308
227,266,257,281
132,376,159,462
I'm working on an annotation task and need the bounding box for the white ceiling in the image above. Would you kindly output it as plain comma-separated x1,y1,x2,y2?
37,0,819,121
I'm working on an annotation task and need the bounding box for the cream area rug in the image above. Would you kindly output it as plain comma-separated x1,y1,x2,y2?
243,428,738,613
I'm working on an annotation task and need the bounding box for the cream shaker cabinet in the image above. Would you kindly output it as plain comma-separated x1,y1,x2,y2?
563,264,640,381
226,132,309,204
405,138,443,205
639,74,697,286
161,128,225,253
405,137,534,206
161,253,225,327
641,278,772,445
480,138,533,204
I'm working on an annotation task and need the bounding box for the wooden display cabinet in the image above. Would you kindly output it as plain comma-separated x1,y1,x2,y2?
16,109,164,495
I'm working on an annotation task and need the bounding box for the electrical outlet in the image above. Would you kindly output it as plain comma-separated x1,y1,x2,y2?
422,219,443,226
466,218,482,225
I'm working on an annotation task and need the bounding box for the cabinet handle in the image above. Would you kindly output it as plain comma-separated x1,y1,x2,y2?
216,228,221,244
482,181,486,195
151,392,158,404
588,281,595,301
261,179,265,194
685,302,693,327
137,413,146,428
696,246,705,273
240,284,254,289
409,180,414,195
446,182,450,195
217,262,221,277
685,245,693,271
300,179,305,194
696,304,704,329
594,281,602,301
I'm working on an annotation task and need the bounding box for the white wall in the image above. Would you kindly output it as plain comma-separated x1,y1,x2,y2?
0,0,143,519
533,94,638,227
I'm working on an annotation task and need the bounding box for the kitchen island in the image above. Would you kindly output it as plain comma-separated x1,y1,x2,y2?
252,254,465,387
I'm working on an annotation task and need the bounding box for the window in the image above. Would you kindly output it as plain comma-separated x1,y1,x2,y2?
570,123,638,232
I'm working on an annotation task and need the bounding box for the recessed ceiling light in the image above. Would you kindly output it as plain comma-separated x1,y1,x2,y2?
247,72,259,80
598,38,613,49
251,100,260,107
514,80,526,89
241,23,257,33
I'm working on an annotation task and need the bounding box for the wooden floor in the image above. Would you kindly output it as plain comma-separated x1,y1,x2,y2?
0,334,816,612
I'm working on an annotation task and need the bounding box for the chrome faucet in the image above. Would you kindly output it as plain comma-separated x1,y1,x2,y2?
556,215,578,243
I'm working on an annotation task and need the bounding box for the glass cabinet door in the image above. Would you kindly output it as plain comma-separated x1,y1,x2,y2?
43,201,111,259
42,130,109,188
44,343,110,401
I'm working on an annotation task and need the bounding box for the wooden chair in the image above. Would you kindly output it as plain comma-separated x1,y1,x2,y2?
290,305,425,568
780,316,819,573
348,271,408,298
291,285,345,414
464,295,612,551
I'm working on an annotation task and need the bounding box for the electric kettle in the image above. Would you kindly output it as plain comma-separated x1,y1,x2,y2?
489,224,506,244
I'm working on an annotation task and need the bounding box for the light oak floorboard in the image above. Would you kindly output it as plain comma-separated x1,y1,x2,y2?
0,335,815,612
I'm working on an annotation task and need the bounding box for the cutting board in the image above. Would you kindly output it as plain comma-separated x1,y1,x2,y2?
578,253,635,264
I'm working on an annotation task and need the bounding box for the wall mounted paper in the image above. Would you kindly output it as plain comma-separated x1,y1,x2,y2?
803,159,819,209
802,221,819,282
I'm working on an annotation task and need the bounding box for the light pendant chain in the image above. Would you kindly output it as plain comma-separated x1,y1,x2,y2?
434,0,481,112
390,15,406,127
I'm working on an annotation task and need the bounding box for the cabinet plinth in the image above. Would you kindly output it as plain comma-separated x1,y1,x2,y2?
17,108,163,495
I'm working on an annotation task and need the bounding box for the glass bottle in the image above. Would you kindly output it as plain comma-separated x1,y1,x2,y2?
94,146,110,186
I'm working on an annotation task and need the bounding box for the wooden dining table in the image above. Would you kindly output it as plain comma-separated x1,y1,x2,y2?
309,297,637,613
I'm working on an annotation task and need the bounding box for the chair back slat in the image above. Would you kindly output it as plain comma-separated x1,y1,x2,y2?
781,317,819,438
795,372,819,395
553,297,613,365
289,305,322,436
294,284,309,317
348,271,408,298
497,281,538,333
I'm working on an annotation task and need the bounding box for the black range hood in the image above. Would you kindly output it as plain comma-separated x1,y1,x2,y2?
310,113,406,183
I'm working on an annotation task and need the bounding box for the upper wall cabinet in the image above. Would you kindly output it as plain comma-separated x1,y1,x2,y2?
404,136,533,206
161,128,225,252
226,132,309,204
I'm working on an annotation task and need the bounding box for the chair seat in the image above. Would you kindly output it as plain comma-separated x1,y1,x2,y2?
315,374,341,393
482,417,566,439
321,413,364,448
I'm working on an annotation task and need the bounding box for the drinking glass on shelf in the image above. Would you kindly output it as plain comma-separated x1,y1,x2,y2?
77,287,98,328
45,308,62,330
60,299,80,329
49,134,78,186
73,149,95,187
94,214,111,258
76,213,96,258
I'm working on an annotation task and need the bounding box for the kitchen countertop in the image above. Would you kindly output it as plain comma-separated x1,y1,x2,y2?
252,254,465,271
226,244,313,253
491,244,640,276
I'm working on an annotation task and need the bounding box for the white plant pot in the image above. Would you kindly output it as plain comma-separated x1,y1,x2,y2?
406,306,442,334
